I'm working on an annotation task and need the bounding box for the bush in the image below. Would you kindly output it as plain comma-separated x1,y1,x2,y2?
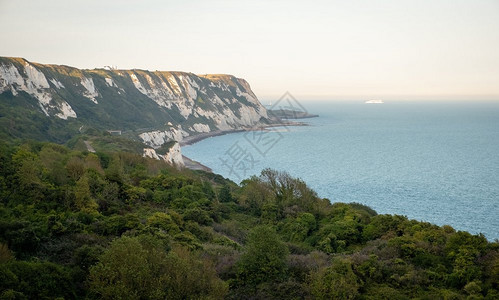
89,236,227,299
0,261,76,299
146,212,180,235
309,258,361,300
236,225,289,286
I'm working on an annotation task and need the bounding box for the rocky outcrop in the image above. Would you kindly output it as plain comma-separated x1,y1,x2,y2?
163,142,184,166
143,142,184,167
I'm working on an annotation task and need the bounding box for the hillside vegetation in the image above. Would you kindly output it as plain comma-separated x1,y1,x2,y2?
0,141,498,299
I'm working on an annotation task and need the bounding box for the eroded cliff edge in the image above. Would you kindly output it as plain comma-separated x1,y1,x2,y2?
0,57,273,166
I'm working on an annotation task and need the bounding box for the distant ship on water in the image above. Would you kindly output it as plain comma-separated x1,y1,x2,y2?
365,99,384,104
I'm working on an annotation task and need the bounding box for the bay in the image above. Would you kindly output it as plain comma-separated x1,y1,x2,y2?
183,101,499,240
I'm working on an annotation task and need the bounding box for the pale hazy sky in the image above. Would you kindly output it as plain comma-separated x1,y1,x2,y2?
1,0,498,101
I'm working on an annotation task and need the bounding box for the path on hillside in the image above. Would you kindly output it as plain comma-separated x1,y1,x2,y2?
84,141,96,153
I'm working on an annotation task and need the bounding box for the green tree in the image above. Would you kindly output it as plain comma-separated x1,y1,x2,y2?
309,258,361,300
219,184,234,203
0,260,76,299
89,236,227,299
74,174,98,212
146,212,180,234
281,212,316,242
236,225,289,285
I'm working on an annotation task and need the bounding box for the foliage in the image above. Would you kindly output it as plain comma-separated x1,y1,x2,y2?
236,225,289,286
88,236,227,299
0,141,497,299
309,258,360,299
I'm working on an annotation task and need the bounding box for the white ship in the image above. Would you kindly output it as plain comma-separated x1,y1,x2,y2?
365,99,384,104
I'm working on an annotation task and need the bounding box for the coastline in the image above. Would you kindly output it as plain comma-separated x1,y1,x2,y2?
182,155,212,172
179,121,309,147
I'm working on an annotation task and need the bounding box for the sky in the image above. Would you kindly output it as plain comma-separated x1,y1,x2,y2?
1,0,498,101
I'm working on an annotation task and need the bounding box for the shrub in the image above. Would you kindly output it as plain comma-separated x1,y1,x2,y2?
309,258,361,300
236,225,289,286
88,236,227,299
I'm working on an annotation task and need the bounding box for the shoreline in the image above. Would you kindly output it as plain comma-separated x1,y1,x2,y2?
179,121,309,147
182,155,212,172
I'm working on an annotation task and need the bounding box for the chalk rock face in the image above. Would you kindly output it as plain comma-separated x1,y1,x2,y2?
143,142,184,167
0,58,76,119
0,56,272,166
139,126,190,148
131,71,269,144
0,56,269,137
163,142,184,166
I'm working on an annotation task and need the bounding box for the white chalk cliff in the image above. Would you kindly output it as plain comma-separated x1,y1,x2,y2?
0,57,272,166
143,143,184,167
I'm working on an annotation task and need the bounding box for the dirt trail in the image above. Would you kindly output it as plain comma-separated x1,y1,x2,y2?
84,141,96,153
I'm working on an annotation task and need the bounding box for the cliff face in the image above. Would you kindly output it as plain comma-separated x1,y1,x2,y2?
0,57,270,163
143,144,184,167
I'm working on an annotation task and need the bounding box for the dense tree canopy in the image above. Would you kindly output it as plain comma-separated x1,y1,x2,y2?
0,141,497,299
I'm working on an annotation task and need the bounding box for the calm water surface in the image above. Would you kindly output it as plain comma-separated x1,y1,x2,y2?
183,101,499,240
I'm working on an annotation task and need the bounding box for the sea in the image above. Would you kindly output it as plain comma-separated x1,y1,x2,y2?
183,100,499,240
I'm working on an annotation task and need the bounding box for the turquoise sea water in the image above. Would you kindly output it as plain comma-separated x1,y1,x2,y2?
183,101,499,240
